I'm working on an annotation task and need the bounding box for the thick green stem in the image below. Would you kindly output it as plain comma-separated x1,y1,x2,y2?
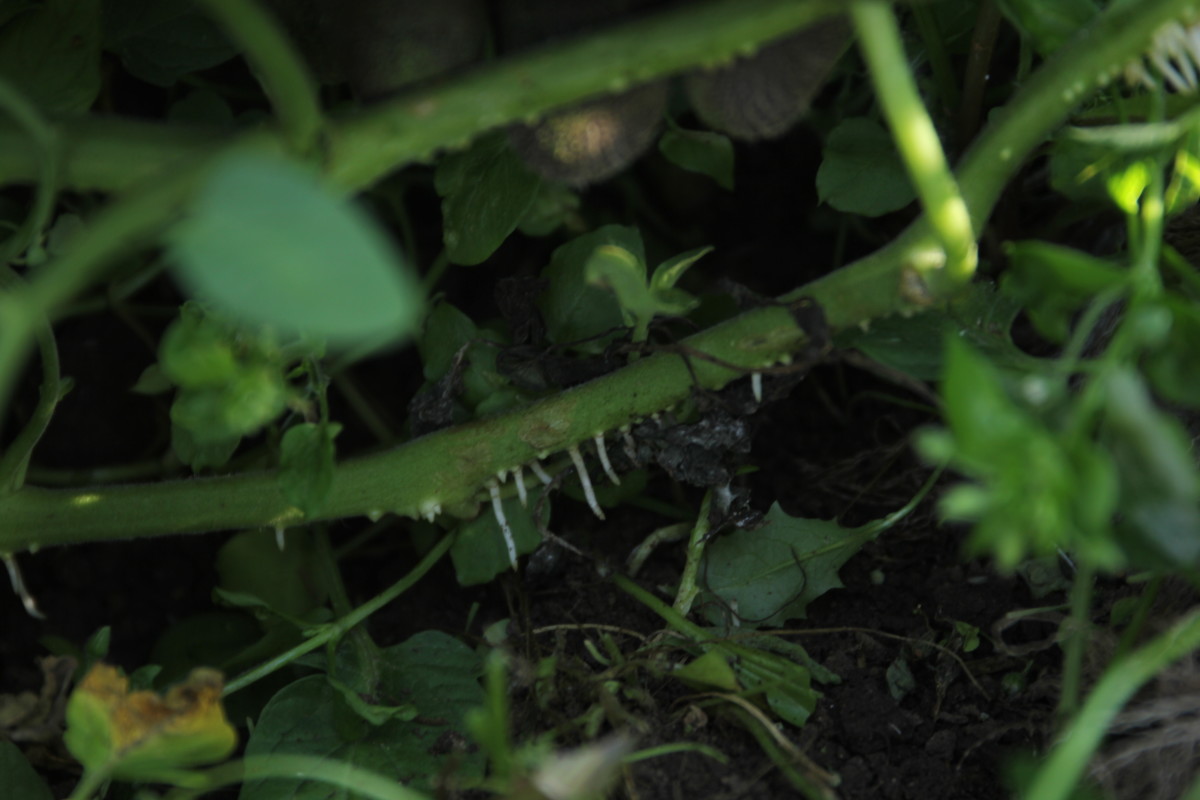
223,532,453,696
0,0,1193,552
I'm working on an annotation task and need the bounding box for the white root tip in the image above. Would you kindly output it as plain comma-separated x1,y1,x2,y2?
488,480,519,570
530,459,553,485
593,433,621,485
568,445,605,520
513,465,528,506
621,428,638,463
4,555,44,619
715,483,734,514
275,526,287,551
751,371,763,404
420,500,443,523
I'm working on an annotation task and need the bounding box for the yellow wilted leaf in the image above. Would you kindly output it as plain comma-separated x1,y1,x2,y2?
64,663,236,782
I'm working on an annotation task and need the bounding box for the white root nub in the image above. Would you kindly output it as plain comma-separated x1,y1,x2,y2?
530,459,553,485
4,555,44,619
751,372,763,404
275,526,286,551
621,427,638,463
488,480,519,570
568,445,605,520
513,465,528,506
593,433,621,485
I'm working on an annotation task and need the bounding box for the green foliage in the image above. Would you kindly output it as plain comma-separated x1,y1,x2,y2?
835,282,1033,380
816,117,915,216
102,0,239,87
1001,242,1129,343
921,337,1122,571
699,504,883,627
159,305,291,469
168,151,424,348
658,126,735,190
0,740,52,800
435,132,544,266
996,0,1098,56
537,224,638,347
6,1,1200,797
214,529,329,623
0,0,101,113
450,496,544,585
279,421,342,518
240,631,485,797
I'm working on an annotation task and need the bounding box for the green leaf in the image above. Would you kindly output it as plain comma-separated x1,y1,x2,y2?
658,127,735,190
586,244,654,332
159,308,241,389
215,529,327,622
170,367,288,441
836,282,1035,381
673,650,741,693
1103,368,1200,567
586,242,706,341
1001,241,1129,342
0,741,52,800
171,423,241,472
450,496,544,586
150,611,264,684
417,301,477,383
0,0,101,113
700,504,880,628
240,632,485,796
537,225,640,348
650,246,711,293
436,132,543,265
169,152,424,347
517,181,580,237
816,117,915,217
1146,297,1200,407
103,0,239,87
167,88,235,126
130,364,173,395
996,0,1098,56
279,422,342,518
922,337,1122,570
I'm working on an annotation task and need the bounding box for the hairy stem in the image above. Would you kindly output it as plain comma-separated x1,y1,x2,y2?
0,0,1192,553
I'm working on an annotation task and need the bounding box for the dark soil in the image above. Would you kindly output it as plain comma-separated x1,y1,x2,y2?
0,336,1065,799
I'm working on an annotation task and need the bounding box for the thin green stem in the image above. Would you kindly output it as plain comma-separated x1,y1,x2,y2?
1112,574,1162,661
193,0,323,156
223,532,453,696
908,3,959,114
0,75,59,266
1026,606,1200,800
167,755,432,800
674,489,713,616
851,0,976,287
0,269,63,496
1057,560,1095,718
66,768,110,800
